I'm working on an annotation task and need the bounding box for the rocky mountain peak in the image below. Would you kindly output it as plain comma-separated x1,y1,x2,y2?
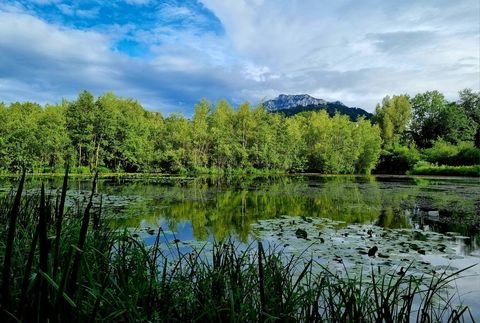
262,94,371,121
264,94,330,111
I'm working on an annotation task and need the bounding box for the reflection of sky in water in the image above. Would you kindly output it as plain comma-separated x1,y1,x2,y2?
135,214,480,319
423,252,480,319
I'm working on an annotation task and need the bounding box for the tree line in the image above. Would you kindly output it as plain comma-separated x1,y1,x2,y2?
0,89,477,175
0,91,381,174
373,89,479,173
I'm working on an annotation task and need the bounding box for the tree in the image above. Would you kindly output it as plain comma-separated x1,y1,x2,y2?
190,100,211,169
438,103,475,145
284,115,308,172
250,106,280,169
409,91,448,148
92,92,118,170
65,90,96,168
208,100,236,169
145,111,164,172
410,90,476,148
458,89,480,147
2,102,43,170
233,102,255,168
37,104,70,169
374,95,411,147
162,113,190,172
114,98,155,172
0,103,7,170
353,118,382,174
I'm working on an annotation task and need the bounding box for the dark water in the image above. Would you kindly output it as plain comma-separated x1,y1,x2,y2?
1,174,479,317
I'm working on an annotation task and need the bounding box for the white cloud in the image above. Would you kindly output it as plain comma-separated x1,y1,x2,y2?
0,8,243,114
0,0,478,113
200,0,480,109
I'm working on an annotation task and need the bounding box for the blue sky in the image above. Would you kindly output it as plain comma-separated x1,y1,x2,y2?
0,0,478,115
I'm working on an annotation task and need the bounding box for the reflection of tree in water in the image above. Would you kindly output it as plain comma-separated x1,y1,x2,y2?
124,176,392,241
376,208,412,229
3,175,478,245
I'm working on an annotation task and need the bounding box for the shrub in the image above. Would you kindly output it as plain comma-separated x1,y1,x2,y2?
453,146,480,166
374,145,421,174
424,141,480,166
423,140,459,165
409,163,480,177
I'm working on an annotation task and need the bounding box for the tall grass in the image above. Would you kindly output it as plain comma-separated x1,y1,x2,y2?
0,172,474,322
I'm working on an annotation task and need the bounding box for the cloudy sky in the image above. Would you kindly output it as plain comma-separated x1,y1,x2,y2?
0,0,479,115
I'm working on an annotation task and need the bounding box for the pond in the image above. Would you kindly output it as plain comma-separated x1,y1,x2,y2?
1,174,479,318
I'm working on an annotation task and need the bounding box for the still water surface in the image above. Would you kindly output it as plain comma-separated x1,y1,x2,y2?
1,174,479,318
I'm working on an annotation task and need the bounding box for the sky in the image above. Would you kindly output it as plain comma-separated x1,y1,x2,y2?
0,0,479,115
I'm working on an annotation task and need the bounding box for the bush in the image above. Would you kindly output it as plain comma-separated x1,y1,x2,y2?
409,163,480,177
423,140,459,165
454,146,480,165
374,145,421,174
424,141,480,166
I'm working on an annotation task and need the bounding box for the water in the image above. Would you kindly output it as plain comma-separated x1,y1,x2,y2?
1,174,479,318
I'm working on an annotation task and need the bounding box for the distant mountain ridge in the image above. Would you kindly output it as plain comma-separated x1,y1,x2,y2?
263,94,371,121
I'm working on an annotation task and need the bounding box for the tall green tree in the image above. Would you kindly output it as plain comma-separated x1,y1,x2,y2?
353,118,382,174
208,100,236,169
3,102,43,170
92,92,118,170
409,91,448,148
374,95,411,147
410,90,476,148
190,100,211,169
234,102,256,168
284,115,308,172
37,104,70,169
65,90,96,168
114,98,155,172
438,103,475,145
458,88,480,147
145,111,164,172
250,106,279,169
162,113,190,172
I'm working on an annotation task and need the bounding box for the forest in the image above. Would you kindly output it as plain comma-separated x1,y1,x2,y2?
0,89,478,175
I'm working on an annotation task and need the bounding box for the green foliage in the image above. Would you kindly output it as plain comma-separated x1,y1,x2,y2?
371,88,478,175
189,99,211,169
0,90,386,175
301,112,381,174
410,91,477,148
354,118,383,173
458,89,480,147
5,88,476,176
373,94,411,148
423,140,460,165
424,141,480,166
409,163,480,177
375,146,421,174
1,102,45,171
455,146,480,166
65,90,96,168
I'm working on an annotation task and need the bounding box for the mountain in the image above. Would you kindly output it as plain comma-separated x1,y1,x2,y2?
263,94,371,121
